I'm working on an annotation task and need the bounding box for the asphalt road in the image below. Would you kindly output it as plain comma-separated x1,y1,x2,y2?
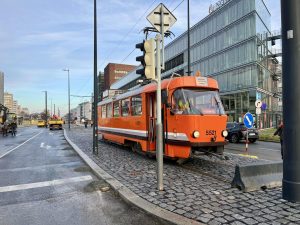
0,127,168,225
225,140,282,161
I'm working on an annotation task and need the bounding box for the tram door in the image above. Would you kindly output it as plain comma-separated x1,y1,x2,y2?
147,93,156,151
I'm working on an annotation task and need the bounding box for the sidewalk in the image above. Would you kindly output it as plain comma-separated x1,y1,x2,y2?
65,126,300,225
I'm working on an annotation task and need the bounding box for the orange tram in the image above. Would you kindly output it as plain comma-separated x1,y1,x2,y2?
98,75,228,160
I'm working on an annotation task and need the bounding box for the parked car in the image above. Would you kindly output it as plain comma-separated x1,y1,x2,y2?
226,122,259,143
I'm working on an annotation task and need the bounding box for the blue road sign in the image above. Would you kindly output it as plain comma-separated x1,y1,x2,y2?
243,112,254,129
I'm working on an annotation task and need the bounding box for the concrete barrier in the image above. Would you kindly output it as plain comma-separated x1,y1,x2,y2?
231,161,283,192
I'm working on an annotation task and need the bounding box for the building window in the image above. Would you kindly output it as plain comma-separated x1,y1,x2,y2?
113,101,120,117
101,105,106,118
121,98,130,117
165,53,184,72
107,103,112,118
131,95,142,116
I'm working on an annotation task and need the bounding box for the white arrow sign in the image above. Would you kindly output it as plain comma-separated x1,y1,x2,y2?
246,116,252,126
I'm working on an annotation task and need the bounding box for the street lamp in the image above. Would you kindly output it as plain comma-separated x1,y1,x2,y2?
63,68,71,130
42,91,47,128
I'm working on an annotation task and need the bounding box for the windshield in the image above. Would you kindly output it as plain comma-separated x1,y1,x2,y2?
172,88,225,115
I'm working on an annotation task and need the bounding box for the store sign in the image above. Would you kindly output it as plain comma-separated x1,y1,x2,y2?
209,0,230,14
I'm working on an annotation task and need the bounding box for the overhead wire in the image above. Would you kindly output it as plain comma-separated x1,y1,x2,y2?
72,0,159,97
99,0,158,68
120,0,179,64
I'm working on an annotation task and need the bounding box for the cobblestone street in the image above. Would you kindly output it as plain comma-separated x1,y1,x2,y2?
66,126,300,225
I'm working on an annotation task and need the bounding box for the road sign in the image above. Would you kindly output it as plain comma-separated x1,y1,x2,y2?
243,112,254,129
146,3,177,33
261,102,267,111
255,100,262,108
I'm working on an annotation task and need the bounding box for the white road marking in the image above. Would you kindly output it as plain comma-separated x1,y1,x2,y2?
0,131,43,159
40,142,51,150
0,175,93,193
0,161,82,173
259,147,280,152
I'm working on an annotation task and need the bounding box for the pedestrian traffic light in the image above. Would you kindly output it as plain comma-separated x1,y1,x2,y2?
136,39,156,80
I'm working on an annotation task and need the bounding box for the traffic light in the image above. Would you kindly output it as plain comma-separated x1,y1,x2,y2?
136,39,156,80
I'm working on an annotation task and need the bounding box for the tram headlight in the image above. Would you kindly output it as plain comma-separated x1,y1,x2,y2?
222,130,228,137
193,131,200,138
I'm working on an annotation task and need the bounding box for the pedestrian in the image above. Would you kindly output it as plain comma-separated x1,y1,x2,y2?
274,121,284,159
11,122,17,136
84,120,88,128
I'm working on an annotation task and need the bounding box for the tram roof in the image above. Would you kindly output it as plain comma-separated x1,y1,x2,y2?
98,76,219,106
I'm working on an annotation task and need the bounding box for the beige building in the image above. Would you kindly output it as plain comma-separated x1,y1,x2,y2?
4,92,13,112
12,100,18,114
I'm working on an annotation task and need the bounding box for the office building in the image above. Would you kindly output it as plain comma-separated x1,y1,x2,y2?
4,92,13,112
111,0,280,128
104,63,136,90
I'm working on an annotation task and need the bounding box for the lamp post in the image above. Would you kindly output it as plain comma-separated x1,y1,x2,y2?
93,0,99,154
42,91,47,128
63,68,71,130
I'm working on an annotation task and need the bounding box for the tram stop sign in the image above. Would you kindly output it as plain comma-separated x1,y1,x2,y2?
243,112,254,129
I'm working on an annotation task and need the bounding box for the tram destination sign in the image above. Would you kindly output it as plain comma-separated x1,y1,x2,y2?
209,0,230,14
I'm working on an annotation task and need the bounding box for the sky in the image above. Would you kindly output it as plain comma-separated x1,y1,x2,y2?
0,0,281,115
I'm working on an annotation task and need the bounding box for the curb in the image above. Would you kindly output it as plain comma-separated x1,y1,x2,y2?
64,129,204,225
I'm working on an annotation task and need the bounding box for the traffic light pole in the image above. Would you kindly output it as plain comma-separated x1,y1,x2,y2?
156,34,164,191
93,0,99,155
281,0,300,202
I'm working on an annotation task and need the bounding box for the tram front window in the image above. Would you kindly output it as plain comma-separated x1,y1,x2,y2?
172,89,225,115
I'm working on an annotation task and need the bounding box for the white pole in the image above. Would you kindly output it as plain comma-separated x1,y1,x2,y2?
156,34,163,191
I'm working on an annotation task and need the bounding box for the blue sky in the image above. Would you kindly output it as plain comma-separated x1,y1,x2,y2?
0,0,280,114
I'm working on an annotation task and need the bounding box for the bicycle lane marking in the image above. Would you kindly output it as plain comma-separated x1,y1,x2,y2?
0,131,43,159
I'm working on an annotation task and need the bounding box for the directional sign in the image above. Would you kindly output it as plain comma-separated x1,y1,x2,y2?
243,112,254,129
261,102,267,111
255,100,262,108
147,3,177,33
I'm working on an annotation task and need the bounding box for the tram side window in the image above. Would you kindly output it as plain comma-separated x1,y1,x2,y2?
107,103,112,118
131,95,142,116
121,98,130,117
113,101,120,117
101,105,106,118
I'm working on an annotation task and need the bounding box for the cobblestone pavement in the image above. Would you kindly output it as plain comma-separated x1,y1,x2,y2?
66,126,300,225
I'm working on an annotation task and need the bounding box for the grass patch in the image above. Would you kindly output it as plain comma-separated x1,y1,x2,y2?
259,128,280,142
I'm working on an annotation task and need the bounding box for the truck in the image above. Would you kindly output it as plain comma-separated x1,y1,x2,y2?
48,115,64,130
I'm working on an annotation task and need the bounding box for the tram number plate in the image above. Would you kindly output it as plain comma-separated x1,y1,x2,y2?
206,130,216,135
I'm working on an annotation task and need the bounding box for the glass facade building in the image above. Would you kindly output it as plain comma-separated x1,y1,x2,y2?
111,0,281,128
163,0,280,128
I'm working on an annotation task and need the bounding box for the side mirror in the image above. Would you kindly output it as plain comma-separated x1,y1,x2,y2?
161,90,168,105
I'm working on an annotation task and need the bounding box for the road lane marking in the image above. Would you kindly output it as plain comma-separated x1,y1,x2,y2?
0,161,82,173
259,147,280,152
0,175,93,193
0,131,43,159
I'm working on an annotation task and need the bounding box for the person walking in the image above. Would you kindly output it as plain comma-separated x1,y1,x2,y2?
11,121,17,136
274,121,284,159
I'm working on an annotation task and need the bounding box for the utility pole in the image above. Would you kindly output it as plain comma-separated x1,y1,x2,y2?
54,104,55,116
187,0,191,76
63,68,71,130
156,34,163,191
281,0,300,202
43,91,47,127
93,0,99,154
